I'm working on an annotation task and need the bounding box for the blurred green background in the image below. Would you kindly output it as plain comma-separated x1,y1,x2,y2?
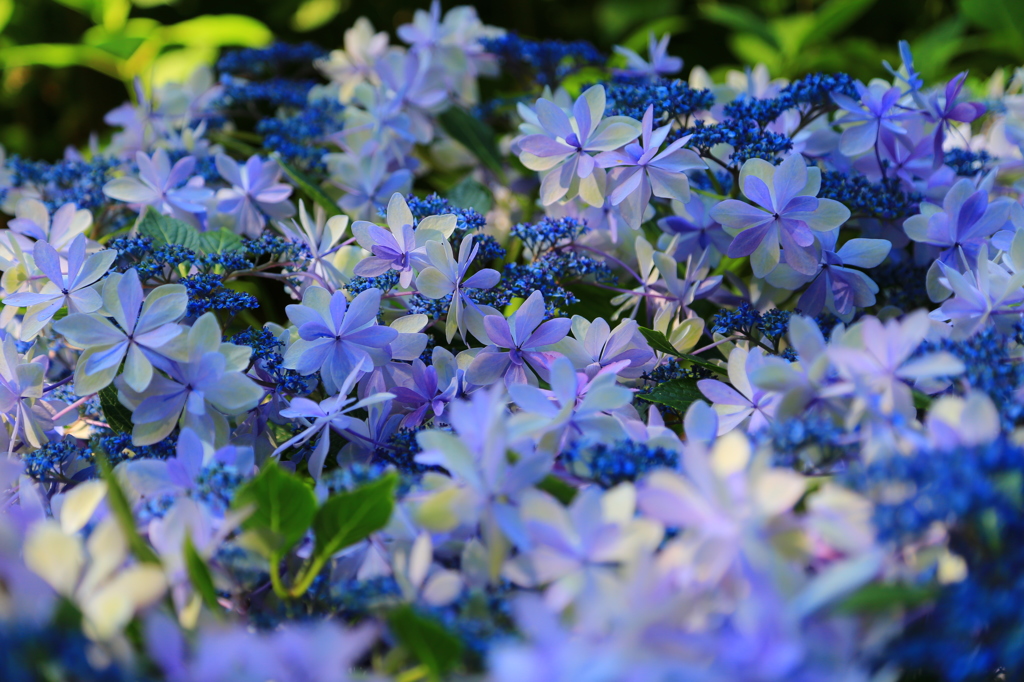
1,0,1022,161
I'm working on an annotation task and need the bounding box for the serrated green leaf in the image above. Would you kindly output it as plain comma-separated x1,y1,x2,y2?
95,449,161,565
312,473,397,564
637,327,727,376
638,378,704,413
98,384,134,435
437,107,506,182
446,177,493,214
199,228,244,255
232,461,317,556
138,208,201,250
388,605,464,680
184,533,221,614
271,153,340,217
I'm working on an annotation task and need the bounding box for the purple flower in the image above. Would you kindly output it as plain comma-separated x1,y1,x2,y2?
215,154,295,238
829,311,965,418
596,105,706,229
273,369,394,480
4,235,117,338
282,286,398,395
657,193,732,265
415,234,501,342
352,192,456,288
698,346,780,434
920,72,986,162
518,85,641,206
466,291,571,387
553,316,654,379
8,199,92,255
831,81,917,157
903,178,1013,269
765,231,891,321
53,268,188,394
391,358,457,428
103,149,213,224
327,152,414,221
710,154,851,278
930,248,1024,339
116,313,264,445
612,32,683,79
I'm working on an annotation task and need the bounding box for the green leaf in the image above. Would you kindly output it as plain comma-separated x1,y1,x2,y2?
637,327,727,376
98,384,133,435
812,0,879,43
638,378,704,413
437,108,507,182
837,582,938,614
388,605,464,680
184,533,221,614
698,3,778,49
271,153,341,217
199,228,244,255
232,461,317,556
161,15,274,48
138,208,201,250
95,449,161,565
446,177,493,214
312,473,398,565
912,389,933,410
537,474,578,505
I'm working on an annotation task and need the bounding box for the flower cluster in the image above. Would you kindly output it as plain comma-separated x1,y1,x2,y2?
1,8,1024,682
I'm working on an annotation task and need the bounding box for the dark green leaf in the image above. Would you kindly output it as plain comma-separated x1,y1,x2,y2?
537,474,578,505
388,605,464,680
637,327,727,375
232,461,317,556
95,449,161,565
184,534,221,613
138,208,201,250
271,152,340,217
446,177,493,214
437,107,506,182
312,473,397,564
912,389,933,410
199,228,244,255
813,0,879,42
638,378,704,413
98,384,133,435
837,582,938,614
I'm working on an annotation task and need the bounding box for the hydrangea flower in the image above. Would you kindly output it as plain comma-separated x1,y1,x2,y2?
390,358,457,428
552,316,654,379
53,269,188,394
115,313,264,445
352,192,456,288
831,80,916,156
710,154,851,278
765,230,891,321
273,368,395,480
326,152,414,221
518,85,642,206
316,17,389,102
102,149,213,224
7,198,92,255
612,33,683,79
467,290,571,387
282,286,398,395
277,200,351,292
697,346,780,434
3,235,117,339
657,193,732,266
829,310,965,419
508,356,635,453
596,105,706,229
215,154,295,238
415,234,500,342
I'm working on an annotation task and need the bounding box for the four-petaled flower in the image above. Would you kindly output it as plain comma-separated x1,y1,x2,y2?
710,154,851,278
283,286,398,395
215,154,295,238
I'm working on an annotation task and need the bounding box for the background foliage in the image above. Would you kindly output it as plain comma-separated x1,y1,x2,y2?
2,0,1023,160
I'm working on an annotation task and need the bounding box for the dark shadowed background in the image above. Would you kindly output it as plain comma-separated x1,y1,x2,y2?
1,0,1021,160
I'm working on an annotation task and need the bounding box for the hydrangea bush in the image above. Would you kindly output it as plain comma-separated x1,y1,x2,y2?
2,4,1024,680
